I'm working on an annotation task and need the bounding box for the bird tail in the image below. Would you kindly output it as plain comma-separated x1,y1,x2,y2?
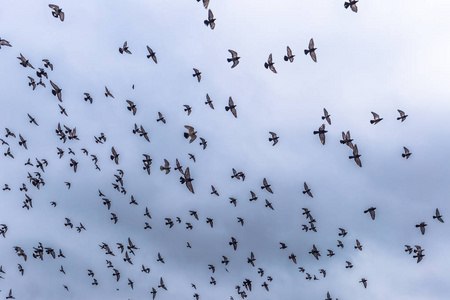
370,120,375,124
402,154,406,157
284,56,288,61
269,138,273,141
119,48,123,54
147,55,151,58
227,58,232,62
184,132,189,139
304,50,309,55
225,106,230,111
340,140,345,144
313,131,319,134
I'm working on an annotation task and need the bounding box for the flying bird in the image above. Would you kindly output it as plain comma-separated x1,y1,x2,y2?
110,147,119,165
264,53,277,73
284,46,295,62
119,41,132,54
192,68,201,82
349,144,362,167
227,50,240,68
126,100,137,115
261,178,273,194
304,39,317,62
105,86,114,98
205,93,214,109
313,124,327,145
322,108,331,125
340,131,354,148
184,125,197,143
50,81,63,102
364,207,376,220
0,38,12,48
146,46,157,63
302,182,313,198
344,0,358,12
49,4,65,21
370,112,383,124
397,109,408,122
402,147,412,159
225,97,237,118
268,132,279,146
204,9,216,29
17,53,34,69
433,208,444,223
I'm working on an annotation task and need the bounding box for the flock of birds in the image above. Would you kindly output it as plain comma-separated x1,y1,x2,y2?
0,1,445,300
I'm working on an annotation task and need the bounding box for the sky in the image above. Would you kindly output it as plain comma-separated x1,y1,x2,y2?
1,0,450,299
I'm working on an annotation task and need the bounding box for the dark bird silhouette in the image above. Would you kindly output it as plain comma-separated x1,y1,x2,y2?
146,46,157,63
345,261,353,268
184,126,197,143
158,277,167,290
0,38,12,48
49,4,65,21
192,68,201,82
337,240,344,249
110,147,119,165
313,124,327,145
327,249,335,257
28,76,36,90
402,147,412,159
268,132,279,146
370,111,383,124
225,96,237,118
309,244,320,260
50,81,63,102
205,93,214,109
304,39,317,62
415,222,427,235
43,59,53,70
397,109,408,122
17,53,34,69
322,108,331,125
249,191,258,201
355,239,363,251
6,289,15,299
105,86,114,98
284,46,295,62
349,144,362,167
364,207,376,220
119,41,132,54
264,53,277,73
261,178,273,193
126,100,137,115
288,253,297,264
340,131,354,148
344,0,358,12
157,112,166,123
360,278,368,288
229,237,238,250
302,182,313,198
433,208,444,223
265,199,274,210
227,50,240,68
184,105,192,116
204,9,216,29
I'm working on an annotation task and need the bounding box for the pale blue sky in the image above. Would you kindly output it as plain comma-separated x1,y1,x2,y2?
0,0,449,299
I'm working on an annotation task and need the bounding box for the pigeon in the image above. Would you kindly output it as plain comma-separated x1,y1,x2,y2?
119,41,132,54
322,108,331,125
397,109,408,122
204,9,216,29
304,39,317,62
205,93,214,109
284,46,295,62
302,182,313,198
370,112,383,124
364,207,376,220
268,132,279,146
344,0,358,12
264,53,277,73
225,97,237,118
313,124,327,145
433,208,444,223
146,46,157,63
402,147,412,159
192,68,202,82
227,50,240,68
49,4,64,21
349,144,362,167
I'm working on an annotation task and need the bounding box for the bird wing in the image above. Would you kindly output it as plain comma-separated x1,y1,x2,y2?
228,49,238,58
309,38,315,49
371,111,380,119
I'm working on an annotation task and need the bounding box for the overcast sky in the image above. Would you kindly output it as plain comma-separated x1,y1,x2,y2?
1,0,450,299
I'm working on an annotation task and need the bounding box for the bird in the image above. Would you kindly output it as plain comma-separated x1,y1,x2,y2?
284,46,295,62
119,41,132,54
112,269,120,281
60,265,66,274
180,168,195,194
225,97,237,118
265,199,274,210
304,39,317,62
6,289,15,299
397,109,408,122
28,76,36,90
349,144,362,167
340,131,354,148
184,105,192,116
355,239,363,251
50,81,63,102
49,4,64,21
192,68,201,82
160,159,171,174
327,249,335,257
288,253,297,264
337,240,344,248
151,287,157,299
157,112,166,123
210,185,219,196
263,131,278,148
319,269,326,278
206,217,214,228
110,147,119,164
264,53,277,73
415,222,427,235
227,50,240,68
184,126,197,143
58,104,68,116
402,147,412,159
344,0,358,12
370,111,383,124
146,46,157,63
104,86,114,98
17,53,34,69
302,182,313,198
261,178,273,194
205,93,214,109
126,100,137,115
18,134,28,149
208,264,215,273
229,237,238,250
405,245,413,254
313,124,327,145
322,108,331,125
0,38,12,48
360,278,368,288
338,228,347,237
345,261,353,268
42,59,53,70
364,207,376,220
198,0,210,9
204,9,216,29
325,291,332,300
433,208,444,223
158,277,167,290
309,244,321,260
188,153,196,162
249,191,258,201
